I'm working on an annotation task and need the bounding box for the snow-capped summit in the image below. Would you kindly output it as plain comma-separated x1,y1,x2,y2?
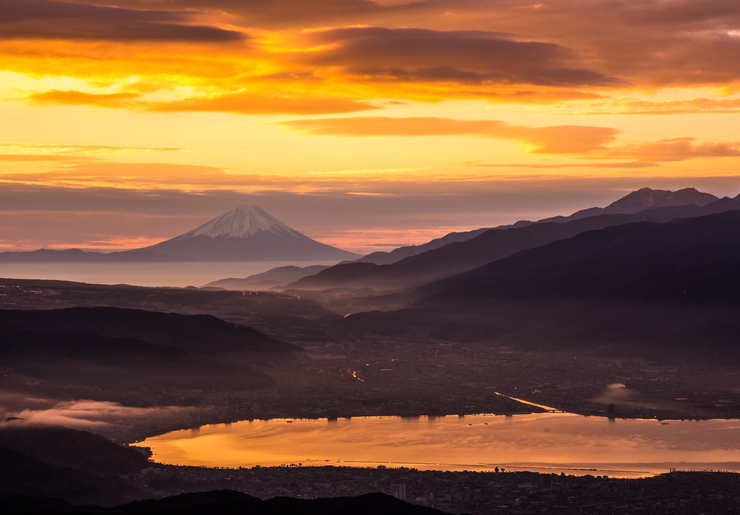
178,205,303,240
136,205,359,262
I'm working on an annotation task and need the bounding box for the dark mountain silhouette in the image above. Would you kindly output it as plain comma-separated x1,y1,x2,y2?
0,447,140,507
204,264,331,290
288,216,647,291
0,277,343,341
358,228,491,266
351,187,719,267
287,196,740,292
418,210,740,305
0,307,300,355
0,490,452,515
0,425,149,475
340,211,740,359
537,186,719,223
0,308,297,390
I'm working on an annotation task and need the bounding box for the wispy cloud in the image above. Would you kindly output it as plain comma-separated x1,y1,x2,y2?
276,116,620,154
27,89,381,115
593,137,740,162
28,90,140,108
562,97,740,116
463,161,657,169
0,141,185,162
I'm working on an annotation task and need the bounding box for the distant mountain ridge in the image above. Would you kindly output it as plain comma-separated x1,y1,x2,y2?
536,187,719,224
357,187,721,265
285,193,740,291
206,187,736,292
338,210,740,359
205,264,331,290
358,228,491,266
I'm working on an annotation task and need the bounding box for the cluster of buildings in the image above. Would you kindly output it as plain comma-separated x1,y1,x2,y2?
128,464,740,514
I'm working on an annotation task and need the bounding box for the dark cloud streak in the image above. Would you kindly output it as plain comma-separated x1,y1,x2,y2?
0,0,246,42
299,27,619,87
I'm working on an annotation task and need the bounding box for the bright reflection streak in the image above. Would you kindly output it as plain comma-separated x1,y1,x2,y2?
137,414,740,478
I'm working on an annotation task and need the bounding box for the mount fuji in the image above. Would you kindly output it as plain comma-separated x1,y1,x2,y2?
133,205,360,261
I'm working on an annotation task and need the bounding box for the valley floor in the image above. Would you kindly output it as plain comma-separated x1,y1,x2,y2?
6,335,738,446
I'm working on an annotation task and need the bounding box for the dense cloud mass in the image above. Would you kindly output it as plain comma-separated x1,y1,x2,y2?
296,27,618,87
3,0,740,90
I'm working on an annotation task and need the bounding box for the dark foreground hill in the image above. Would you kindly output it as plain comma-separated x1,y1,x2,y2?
0,307,299,391
0,278,341,339
0,425,149,475
339,211,740,360
0,425,148,506
0,491,451,515
0,447,139,507
0,307,299,355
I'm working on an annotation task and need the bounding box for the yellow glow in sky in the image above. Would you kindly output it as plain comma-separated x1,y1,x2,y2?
1,0,740,252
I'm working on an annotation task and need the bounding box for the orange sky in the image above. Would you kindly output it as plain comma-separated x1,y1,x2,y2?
2,0,740,253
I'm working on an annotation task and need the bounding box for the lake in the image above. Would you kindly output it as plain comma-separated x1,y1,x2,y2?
135,413,740,478
0,260,330,288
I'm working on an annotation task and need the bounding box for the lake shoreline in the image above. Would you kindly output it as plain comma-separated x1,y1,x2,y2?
134,412,740,478
119,402,733,448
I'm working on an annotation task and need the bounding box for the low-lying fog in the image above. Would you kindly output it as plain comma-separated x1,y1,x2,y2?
0,261,329,288
1,392,192,430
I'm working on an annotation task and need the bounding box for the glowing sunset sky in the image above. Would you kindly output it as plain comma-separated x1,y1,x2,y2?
2,0,740,253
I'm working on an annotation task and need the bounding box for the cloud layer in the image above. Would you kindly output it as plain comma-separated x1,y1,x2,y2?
277,116,620,154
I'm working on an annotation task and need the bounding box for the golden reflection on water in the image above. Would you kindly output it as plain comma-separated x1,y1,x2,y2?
136,413,740,478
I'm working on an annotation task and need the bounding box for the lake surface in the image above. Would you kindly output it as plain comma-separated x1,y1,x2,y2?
0,260,329,288
136,413,740,478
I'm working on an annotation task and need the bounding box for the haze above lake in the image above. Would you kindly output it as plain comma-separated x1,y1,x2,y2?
0,261,329,288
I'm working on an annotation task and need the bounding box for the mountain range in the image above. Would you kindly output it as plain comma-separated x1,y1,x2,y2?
203,187,735,291
355,187,721,267
337,208,740,359
278,189,740,292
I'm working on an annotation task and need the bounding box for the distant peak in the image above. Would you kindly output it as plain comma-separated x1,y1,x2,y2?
605,187,718,214
179,205,302,239
233,205,268,215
